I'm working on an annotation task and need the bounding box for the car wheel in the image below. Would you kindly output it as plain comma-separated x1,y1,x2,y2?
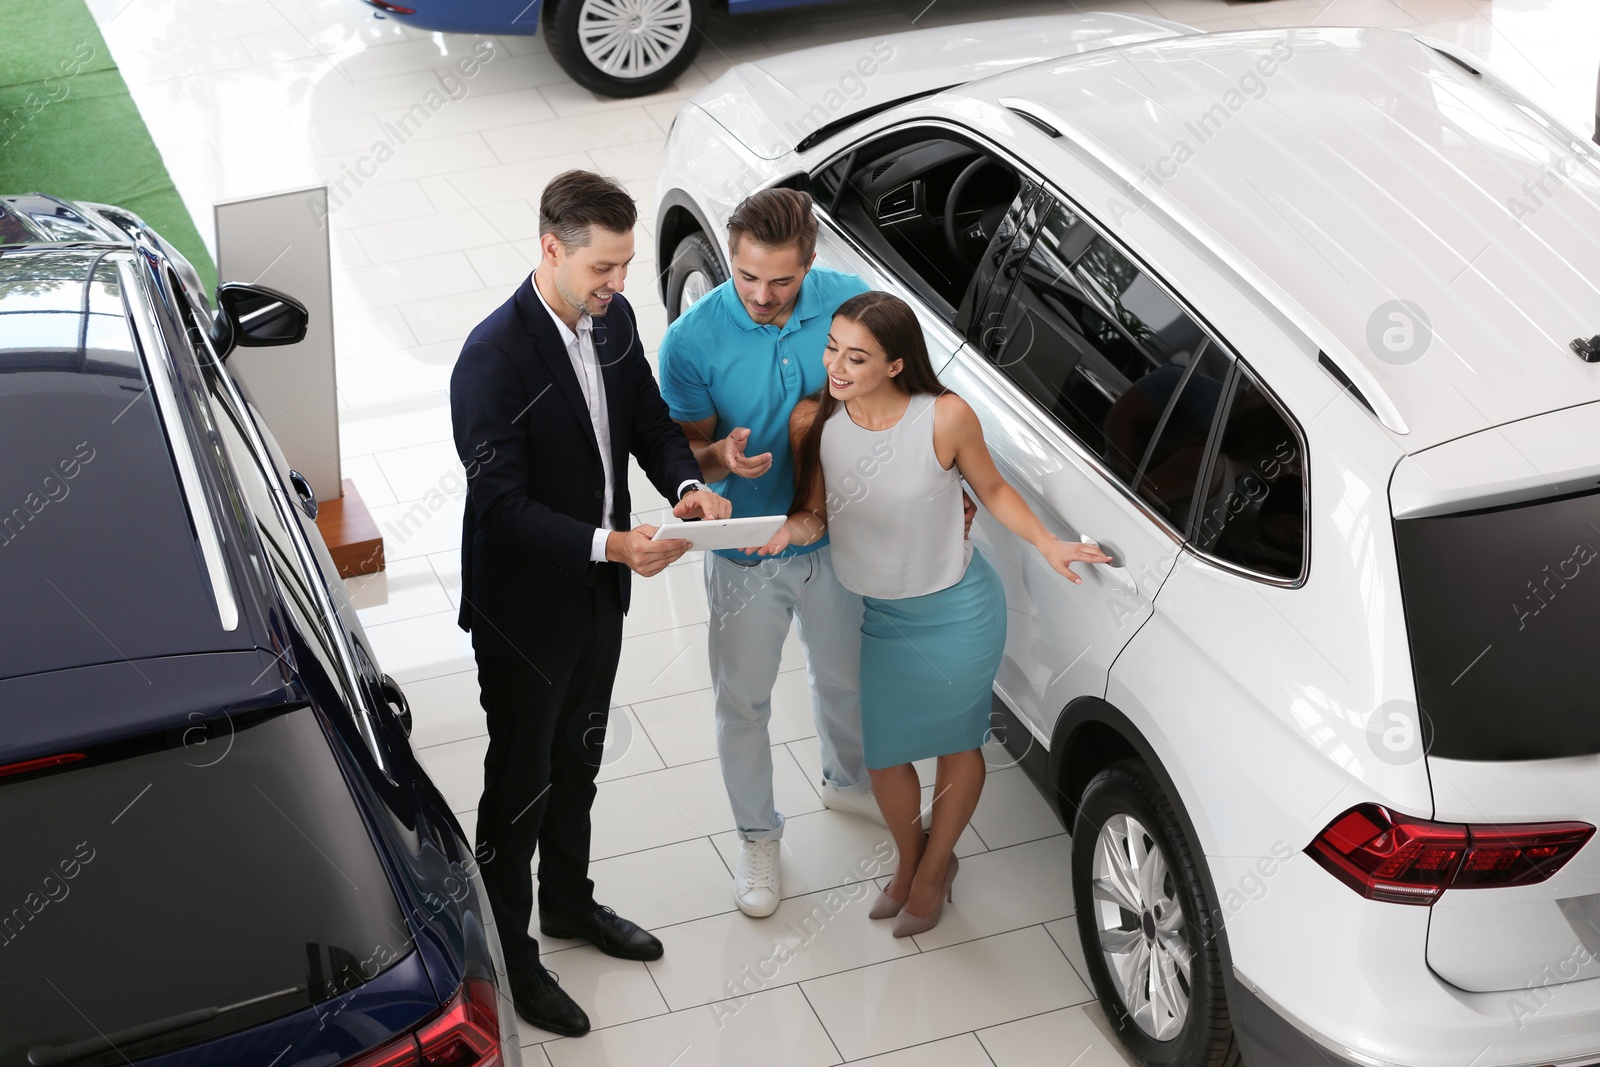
544,0,705,98
1071,760,1240,1067
664,231,726,322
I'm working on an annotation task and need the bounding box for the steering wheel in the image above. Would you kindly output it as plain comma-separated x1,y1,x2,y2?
943,156,1010,265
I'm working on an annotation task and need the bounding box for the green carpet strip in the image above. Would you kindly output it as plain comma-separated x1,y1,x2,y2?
0,0,217,290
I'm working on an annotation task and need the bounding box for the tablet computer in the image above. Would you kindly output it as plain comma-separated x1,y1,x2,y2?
650,515,787,552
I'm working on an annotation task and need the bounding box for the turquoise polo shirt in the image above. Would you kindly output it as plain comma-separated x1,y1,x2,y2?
659,266,869,560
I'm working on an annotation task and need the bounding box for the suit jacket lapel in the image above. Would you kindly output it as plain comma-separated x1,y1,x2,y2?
517,277,600,460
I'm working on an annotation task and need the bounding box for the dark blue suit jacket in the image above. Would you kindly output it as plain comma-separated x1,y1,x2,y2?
450,277,699,663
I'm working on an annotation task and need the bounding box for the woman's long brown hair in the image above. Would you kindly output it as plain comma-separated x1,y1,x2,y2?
790,290,948,516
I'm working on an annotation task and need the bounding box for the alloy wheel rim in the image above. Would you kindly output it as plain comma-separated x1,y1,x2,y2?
1091,812,1194,1041
577,0,692,80
679,268,712,311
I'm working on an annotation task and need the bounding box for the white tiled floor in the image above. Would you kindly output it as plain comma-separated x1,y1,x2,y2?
86,0,1597,1062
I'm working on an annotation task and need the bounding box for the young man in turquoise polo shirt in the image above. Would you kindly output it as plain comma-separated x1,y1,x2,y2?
658,189,881,917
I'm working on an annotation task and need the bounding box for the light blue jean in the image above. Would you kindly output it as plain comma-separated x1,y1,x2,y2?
705,545,868,842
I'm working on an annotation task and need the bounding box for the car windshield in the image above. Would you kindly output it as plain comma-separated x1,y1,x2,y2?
1394,488,1600,760
0,707,408,1067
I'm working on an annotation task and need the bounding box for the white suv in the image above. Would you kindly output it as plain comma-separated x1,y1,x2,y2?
656,14,1600,1067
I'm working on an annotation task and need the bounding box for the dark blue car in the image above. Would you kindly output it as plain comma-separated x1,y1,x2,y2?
361,0,723,97
0,195,521,1067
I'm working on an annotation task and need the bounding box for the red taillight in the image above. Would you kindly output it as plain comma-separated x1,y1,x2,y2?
416,977,500,1067
341,979,501,1067
0,752,85,778
1451,822,1597,888
368,1,417,13
1307,804,1595,905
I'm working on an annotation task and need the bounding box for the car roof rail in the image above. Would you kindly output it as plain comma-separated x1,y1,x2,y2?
794,83,961,154
1424,43,1481,78
1000,98,1062,138
1317,352,1377,418
1316,349,1409,434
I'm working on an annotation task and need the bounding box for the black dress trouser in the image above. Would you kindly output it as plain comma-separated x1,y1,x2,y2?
473,562,623,974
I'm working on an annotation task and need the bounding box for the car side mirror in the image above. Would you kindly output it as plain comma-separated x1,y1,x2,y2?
213,282,308,359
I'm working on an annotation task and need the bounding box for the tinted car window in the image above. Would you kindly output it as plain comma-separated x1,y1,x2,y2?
0,708,407,1066
813,130,1023,320
1119,342,1232,532
959,182,1041,349
1395,488,1600,759
194,356,397,772
202,371,369,703
983,201,1215,497
1190,369,1305,579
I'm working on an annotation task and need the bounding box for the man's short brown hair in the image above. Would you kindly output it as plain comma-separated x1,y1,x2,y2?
539,169,637,248
727,188,817,261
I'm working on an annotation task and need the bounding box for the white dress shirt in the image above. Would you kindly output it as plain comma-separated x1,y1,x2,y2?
530,272,699,562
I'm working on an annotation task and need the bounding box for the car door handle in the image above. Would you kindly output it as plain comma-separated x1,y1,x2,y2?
1078,535,1125,570
380,673,412,739
288,469,318,520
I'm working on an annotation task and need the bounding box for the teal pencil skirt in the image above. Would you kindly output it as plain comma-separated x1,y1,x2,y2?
859,547,1007,769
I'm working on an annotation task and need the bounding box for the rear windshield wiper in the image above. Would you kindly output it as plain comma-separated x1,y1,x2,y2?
27,986,303,1067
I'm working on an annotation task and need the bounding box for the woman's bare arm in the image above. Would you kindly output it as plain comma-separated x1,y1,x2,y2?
749,398,826,555
935,393,1111,584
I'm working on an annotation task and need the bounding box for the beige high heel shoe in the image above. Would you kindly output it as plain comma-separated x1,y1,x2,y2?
868,832,929,919
891,854,959,938
868,884,907,920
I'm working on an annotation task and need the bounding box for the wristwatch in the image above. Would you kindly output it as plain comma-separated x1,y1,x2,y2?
677,480,711,502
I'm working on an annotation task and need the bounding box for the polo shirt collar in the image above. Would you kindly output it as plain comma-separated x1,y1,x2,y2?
530,270,590,347
720,281,762,333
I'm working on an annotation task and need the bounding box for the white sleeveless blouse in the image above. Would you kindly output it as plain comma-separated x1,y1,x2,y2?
820,392,971,599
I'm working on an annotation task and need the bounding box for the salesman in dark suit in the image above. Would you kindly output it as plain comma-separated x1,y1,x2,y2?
450,169,729,1037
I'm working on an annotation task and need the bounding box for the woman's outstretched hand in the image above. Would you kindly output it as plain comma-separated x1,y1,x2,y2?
1039,538,1113,584
745,523,794,557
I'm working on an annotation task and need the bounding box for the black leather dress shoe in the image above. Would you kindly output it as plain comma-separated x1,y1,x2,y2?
540,904,664,961
509,967,590,1038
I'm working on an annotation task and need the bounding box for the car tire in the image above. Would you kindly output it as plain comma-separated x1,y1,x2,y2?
1071,760,1241,1067
664,231,726,322
543,0,705,98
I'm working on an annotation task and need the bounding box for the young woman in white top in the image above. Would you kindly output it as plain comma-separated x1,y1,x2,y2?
753,291,1109,935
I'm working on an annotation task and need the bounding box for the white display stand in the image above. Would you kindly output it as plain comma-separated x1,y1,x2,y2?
213,185,341,500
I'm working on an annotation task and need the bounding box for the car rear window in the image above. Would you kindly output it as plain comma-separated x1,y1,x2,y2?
0,707,408,1066
1394,488,1600,760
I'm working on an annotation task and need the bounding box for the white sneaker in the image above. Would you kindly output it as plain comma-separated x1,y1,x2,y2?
733,839,781,917
820,781,933,830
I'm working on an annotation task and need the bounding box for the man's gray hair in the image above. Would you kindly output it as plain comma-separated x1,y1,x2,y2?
539,169,637,248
